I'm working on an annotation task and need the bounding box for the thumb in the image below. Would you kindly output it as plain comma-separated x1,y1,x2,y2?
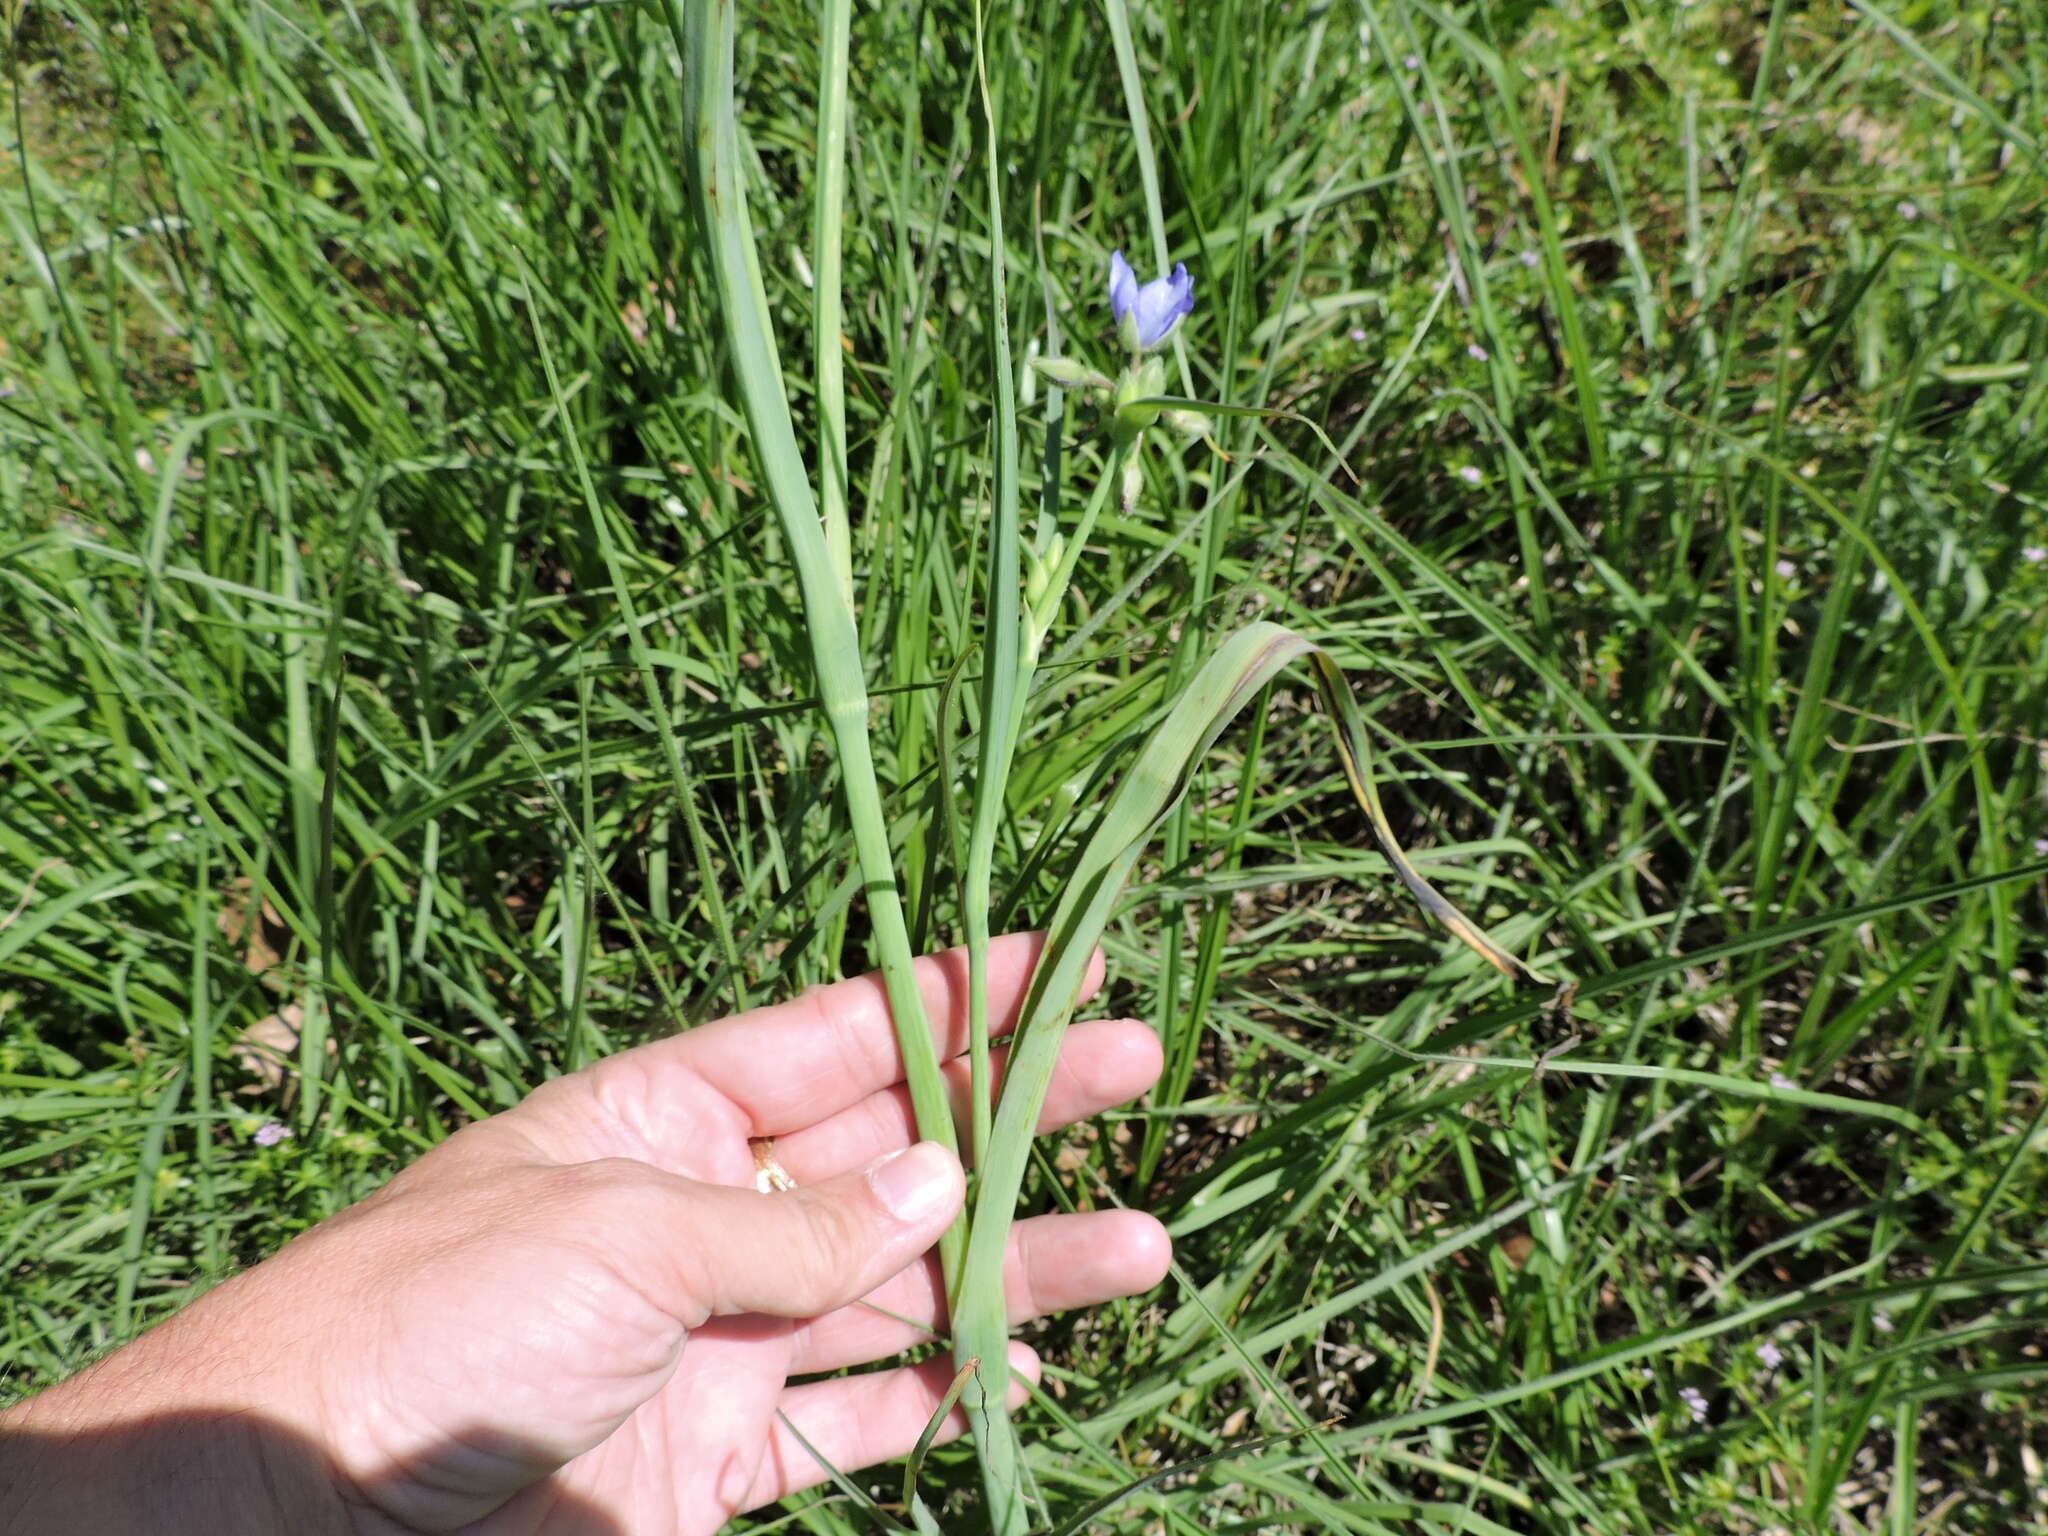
646,1141,965,1321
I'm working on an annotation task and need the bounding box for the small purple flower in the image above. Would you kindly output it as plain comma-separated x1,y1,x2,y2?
1756,1341,1784,1370
1467,342,1489,362
1457,465,1483,485
2022,546,2047,564
1520,249,1540,269
1774,558,1797,580
1897,200,1919,222
1109,250,1194,353
254,1122,292,1147
1678,1386,1709,1424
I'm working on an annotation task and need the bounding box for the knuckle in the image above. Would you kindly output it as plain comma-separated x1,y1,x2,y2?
787,1189,870,1301
541,1156,663,1224
1006,1222,1041,1322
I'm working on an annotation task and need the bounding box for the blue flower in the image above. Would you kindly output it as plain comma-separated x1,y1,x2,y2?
1109,250,1194,352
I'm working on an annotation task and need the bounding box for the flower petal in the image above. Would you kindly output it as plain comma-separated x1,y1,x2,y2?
1108,250,1138,323
1133,263,1194,349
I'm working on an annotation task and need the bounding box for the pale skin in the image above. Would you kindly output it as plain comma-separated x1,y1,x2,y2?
0,933,1172,1534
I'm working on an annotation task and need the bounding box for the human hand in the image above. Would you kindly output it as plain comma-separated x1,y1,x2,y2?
0,933,1169,1534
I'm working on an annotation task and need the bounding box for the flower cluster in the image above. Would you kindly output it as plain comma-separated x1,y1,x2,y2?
1019,247,1209,651
1028,250,1205,440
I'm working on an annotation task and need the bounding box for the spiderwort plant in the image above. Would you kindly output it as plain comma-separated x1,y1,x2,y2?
681,6,1531,1531
1018,254,1210,677
956,242,1532,1533
950,240,1220,1524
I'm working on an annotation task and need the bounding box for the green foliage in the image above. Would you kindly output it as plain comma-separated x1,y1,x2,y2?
4,1,2047,1532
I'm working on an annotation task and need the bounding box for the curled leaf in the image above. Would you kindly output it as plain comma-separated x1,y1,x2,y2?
955,621,1532,1528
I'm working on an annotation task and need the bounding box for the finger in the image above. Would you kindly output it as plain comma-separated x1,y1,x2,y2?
742,1343,1040,1510
770,1018,1163,1184
788,1207,1171,1374
612,933,1109,1139
602,1142,965,1322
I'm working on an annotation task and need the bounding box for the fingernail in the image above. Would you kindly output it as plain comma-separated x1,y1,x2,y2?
868,1141,957,1224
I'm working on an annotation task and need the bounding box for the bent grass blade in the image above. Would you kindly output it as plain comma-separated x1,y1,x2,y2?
955,620,1531,1535
905,1356,982,1536
1304,647,1535,983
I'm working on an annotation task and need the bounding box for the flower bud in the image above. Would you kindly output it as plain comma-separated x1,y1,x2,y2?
1024,531,1066,615
1120,453,1144,512
1113,356,1168,431
1029,355,1114,392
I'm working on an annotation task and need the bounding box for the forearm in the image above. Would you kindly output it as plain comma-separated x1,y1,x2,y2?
0,1146,609,1536
0,1320,361,1536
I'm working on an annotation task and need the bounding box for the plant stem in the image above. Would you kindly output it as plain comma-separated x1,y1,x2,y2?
813,0,854,607
674,0,963,1283
963,0,1024,1181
